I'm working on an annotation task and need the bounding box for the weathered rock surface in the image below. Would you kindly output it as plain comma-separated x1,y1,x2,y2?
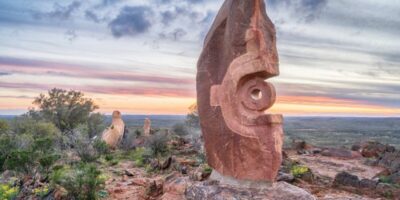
143,118,151,136
375,150,400,174
333,172,361,188
359,141,395,158
321,148,362,159
196,0,283,182
102,111,125,148
291,152,384,180
186,181,316,200
277,171,295,183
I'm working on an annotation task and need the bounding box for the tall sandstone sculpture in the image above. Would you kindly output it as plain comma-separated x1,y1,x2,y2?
196,0,283,182
143,118,151,136
102,111,125,148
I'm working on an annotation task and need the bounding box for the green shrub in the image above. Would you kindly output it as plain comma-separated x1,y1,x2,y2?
51,163,105,200
39,154,61,174
87,113,106,139
290,165,310,178
0,120,9,134
105,154,113,162
32,137,54,153
203,165,213,174
146,132,169,157
33,185,50,198
93,139,109,156
0,133,59,176
75,138,100,163
11,117,60,139
185,113,200,128
3,150,34,175
379,175,391,184
131,147,152,167
134,129,142,137
0,135,16,171
0,183,19,200
171,123,189,138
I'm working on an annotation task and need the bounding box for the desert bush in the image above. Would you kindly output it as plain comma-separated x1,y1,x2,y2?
0,120,9,134
135,129,142,137
50,163,105,200
32,185,49,198
11,117,61,143
75,137,109,163
0,183,19,200
0,134,16,171
290,165,310,178
39,154,61,174
93,139,109,155
87,113,106,139
33,88,98,133
3,150,34,175
130,147,152,167
185,103,200,128
1,118,61,175
171,123,189,138
1,135,60,176
185,113,200,129
76,140,100,163
146,132,170,157
69,129,101,163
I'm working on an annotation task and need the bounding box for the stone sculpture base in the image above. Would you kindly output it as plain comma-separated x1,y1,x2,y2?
209,170,272,189
186,180,316,200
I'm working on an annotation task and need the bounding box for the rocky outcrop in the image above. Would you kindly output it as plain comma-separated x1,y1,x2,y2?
185,181,316,200
102,111,125,148
321,148,362,159
196,0,283,182
356,141,395,158
375,150,400,174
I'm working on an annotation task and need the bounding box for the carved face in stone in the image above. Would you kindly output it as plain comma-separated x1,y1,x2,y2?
197,0,283,181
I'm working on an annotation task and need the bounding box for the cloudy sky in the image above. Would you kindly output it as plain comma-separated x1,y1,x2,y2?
0,0,399,116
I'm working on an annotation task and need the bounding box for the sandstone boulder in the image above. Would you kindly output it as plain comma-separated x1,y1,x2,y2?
333,172,360,188
143,118,151,136
102,111,125,148
360,141,394,158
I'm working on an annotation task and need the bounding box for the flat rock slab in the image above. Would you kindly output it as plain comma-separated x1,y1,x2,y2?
291,154,385,179
186,181,316,200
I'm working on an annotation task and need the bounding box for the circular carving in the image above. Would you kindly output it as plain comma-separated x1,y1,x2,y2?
239,77,276,111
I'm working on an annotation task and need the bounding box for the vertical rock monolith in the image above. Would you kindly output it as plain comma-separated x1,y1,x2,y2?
143,118,151,136
102,111,125,148
196,0,283,182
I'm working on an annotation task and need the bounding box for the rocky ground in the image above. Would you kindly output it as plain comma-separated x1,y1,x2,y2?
2,133,398,200
99,140,400,200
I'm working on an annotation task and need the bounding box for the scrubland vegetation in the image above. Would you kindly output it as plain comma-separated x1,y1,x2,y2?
0,88,203,200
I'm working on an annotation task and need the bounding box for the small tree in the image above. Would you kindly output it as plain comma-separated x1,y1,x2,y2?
171,123,189,138
185,103,200,128
0,120,9,135
33,88,98,133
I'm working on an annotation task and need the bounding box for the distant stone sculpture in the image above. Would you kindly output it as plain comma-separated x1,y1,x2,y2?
102,111,125,148
196,0,283,182
143,118,151,136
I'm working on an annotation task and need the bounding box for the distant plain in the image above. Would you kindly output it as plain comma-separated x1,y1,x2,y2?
1,115,399,148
